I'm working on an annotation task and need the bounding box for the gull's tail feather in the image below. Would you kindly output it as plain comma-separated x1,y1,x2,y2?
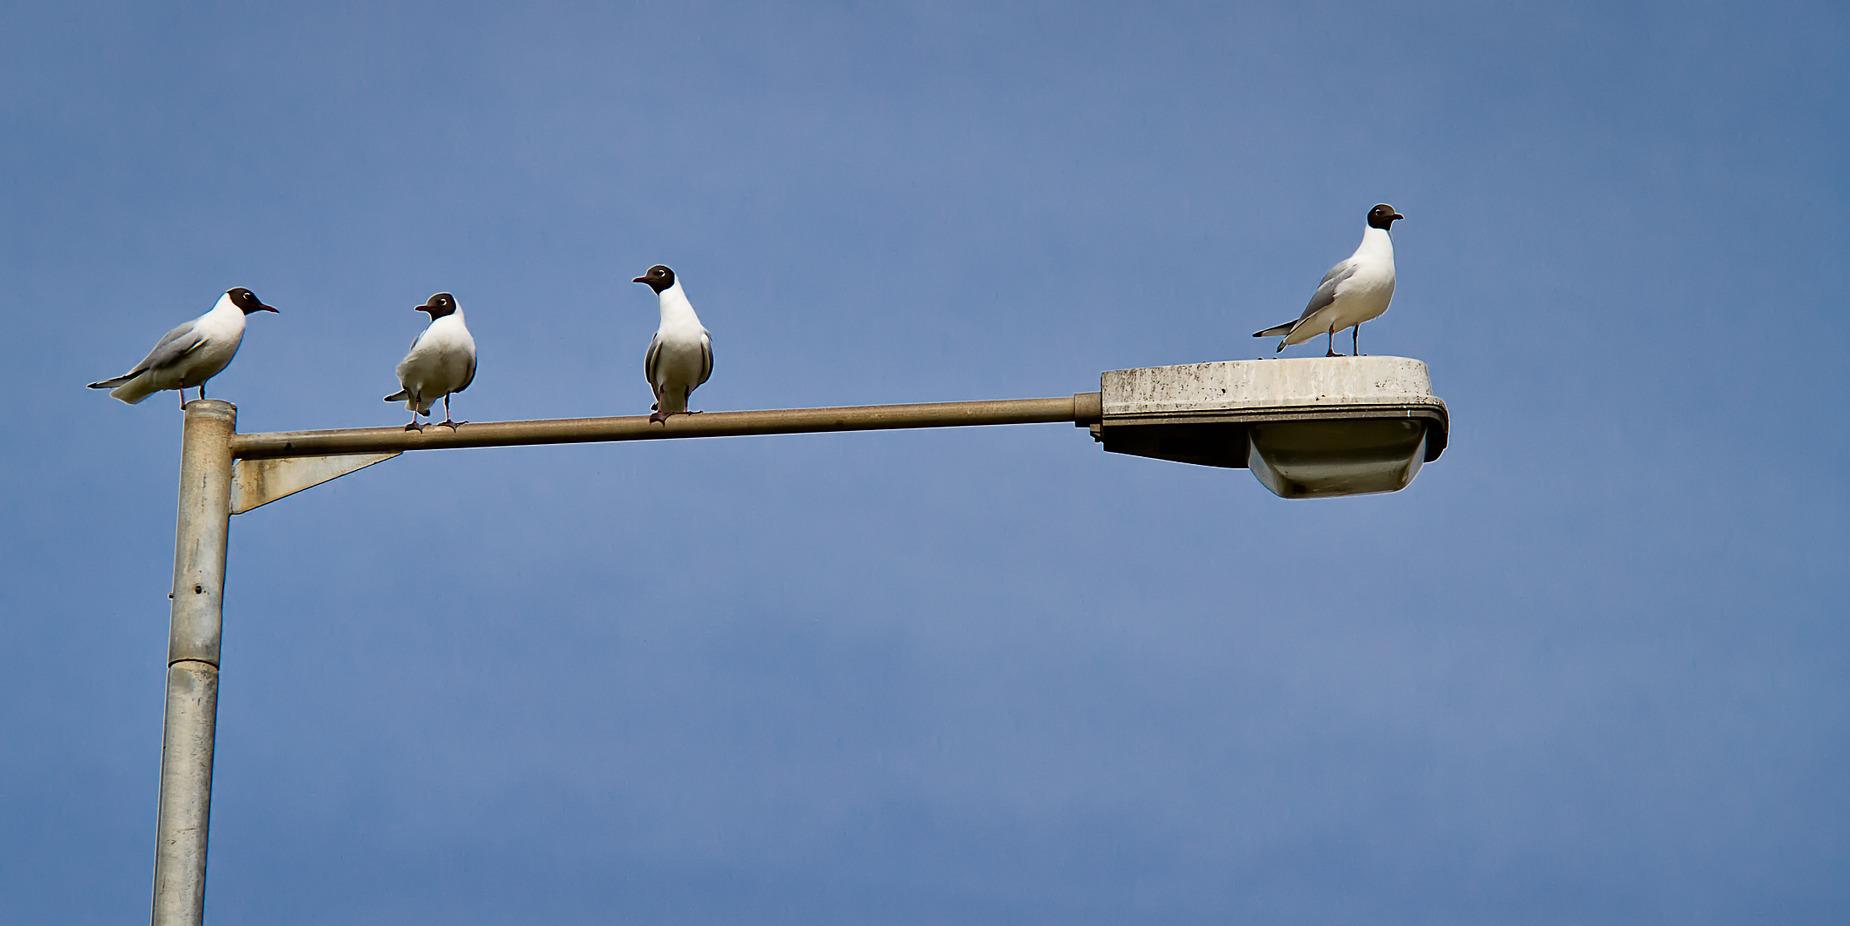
113,380,159,404
385,389,433,414
1254,320,1298,352
93,372,159,404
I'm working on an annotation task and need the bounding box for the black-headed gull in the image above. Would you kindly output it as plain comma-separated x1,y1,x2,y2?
632,265,713,424
1255,203,1403,357
87,287,279,407
384,292,477,431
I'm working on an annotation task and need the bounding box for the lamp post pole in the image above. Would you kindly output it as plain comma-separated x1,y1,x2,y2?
151,399,235,926
146,394,1101,926
143,358,1446,923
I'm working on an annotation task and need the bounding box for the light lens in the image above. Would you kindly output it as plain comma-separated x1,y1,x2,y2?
1248,419,1428,499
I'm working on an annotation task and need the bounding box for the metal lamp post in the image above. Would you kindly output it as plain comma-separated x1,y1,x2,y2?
147,356,1448,924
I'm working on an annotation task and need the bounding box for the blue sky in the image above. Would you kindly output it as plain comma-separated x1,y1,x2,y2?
2,1,1846,922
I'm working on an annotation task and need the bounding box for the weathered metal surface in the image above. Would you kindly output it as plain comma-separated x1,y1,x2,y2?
151,661,218,926
231,395,1102,459
1094,357,1449,477
167,400,234,665
153,399,234,926
1102,356,1442,417
231,451,400,515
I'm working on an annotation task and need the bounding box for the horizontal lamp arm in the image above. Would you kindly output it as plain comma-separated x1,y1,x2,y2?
232,393,1105,460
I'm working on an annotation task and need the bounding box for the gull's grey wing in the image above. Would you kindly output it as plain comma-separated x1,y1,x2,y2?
644,333,662,387
697,332,713,387
1297,260,1358,321
127,321,208,375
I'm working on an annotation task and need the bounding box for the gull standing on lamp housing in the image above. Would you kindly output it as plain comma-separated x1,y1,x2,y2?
1254,203,1403,357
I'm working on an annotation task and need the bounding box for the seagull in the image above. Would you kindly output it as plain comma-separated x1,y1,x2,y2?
384,292,476,431
87,287,279,407
1254,203,1403,357
633,264,712,424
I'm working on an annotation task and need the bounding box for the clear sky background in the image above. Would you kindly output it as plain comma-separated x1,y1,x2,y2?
2,1,1846,922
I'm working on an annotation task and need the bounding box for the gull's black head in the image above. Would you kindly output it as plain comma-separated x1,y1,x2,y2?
1367,203,1405,230
632,264,676,294
227,287,279,314
416,292,458,318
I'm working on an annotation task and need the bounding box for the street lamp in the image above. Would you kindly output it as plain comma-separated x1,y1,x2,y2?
1092,356,1448,498
147,355,1448,925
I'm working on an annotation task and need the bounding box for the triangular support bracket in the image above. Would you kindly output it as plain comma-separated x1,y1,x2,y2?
231,452,400,515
